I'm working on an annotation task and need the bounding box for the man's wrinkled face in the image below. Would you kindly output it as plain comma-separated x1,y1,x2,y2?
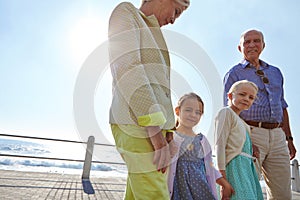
239,30,265,61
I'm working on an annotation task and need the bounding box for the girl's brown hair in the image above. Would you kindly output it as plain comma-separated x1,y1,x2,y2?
175,92,204,128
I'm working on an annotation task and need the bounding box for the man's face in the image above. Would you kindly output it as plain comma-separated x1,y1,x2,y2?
238,30,265,61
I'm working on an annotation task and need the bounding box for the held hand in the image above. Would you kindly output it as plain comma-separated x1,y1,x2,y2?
221,185,235,200
217,175,235,200
219,176,235,200
152,142,170,173
146,126,171,173
166,131,179,158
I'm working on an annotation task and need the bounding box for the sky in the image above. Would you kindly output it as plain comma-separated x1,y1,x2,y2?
0,0,299,161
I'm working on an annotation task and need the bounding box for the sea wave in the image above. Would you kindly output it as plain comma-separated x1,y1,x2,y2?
0,138,127,176
0,139,51,154
0,157,114,171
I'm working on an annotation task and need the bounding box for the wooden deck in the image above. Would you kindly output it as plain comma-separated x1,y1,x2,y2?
0,169,300,199
0,169,126,200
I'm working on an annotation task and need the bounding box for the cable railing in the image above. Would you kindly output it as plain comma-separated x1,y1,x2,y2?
0,133,125,178
0,133,299,193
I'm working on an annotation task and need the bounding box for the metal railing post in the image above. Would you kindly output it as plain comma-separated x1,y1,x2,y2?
82,136,95,179
291,159,300,192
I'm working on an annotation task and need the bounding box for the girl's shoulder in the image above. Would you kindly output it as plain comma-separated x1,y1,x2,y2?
196,132,210,144
197,133,212,153
197,132,205,140
216,107,236,119
220,106,234,113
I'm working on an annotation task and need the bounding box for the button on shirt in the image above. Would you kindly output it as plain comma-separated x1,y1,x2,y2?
223,59,288,123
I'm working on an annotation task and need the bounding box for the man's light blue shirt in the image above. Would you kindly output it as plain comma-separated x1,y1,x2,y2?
223,59,288,123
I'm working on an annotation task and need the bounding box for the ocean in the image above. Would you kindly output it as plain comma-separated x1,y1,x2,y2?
0,137,127,177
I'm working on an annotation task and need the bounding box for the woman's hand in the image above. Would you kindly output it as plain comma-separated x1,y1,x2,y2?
146,126,171,173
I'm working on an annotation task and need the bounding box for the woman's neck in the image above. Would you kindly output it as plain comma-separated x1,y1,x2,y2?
139,1,155,17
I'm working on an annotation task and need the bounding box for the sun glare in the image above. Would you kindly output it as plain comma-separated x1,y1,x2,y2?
69,17,107,65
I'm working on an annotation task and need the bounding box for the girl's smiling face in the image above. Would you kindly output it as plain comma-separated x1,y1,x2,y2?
176,97,203,129
228,83,257,114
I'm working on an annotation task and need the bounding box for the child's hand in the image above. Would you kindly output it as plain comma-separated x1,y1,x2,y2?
221,183,235,200
217,175,235,199
165,131,179,158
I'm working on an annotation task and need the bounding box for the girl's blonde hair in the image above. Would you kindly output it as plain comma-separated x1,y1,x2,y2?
175,92,204,128
227,80,258,106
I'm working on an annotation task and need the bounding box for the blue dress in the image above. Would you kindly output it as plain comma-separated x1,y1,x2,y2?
172,133,216,200
226,131,264,200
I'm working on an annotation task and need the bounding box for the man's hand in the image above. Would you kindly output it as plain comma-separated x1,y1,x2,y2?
287,140,297,160
146,126,171,173
252,144,260,162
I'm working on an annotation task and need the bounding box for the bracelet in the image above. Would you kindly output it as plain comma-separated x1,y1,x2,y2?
286,136,293,141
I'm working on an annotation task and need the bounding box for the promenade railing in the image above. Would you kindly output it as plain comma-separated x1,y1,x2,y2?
0,133,125,180
0,133,299,193
292,159,300,192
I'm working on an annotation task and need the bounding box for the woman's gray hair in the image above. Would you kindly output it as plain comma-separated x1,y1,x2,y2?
175,0,190,7
142,0,190,7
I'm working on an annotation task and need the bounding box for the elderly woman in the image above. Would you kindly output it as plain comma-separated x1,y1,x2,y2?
108,0,190,199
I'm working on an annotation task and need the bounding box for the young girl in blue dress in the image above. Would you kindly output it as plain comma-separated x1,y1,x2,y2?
215,80,264,200
168,92,234,200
